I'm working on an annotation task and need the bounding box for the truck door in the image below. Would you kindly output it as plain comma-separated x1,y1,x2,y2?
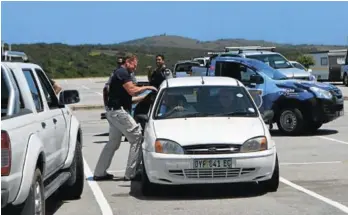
328,54,344,82
22,68,58,175
33,68,68,169
214,61,265,111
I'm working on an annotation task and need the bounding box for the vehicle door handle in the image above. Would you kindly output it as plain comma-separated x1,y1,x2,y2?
41,122,46,128
53,118,57,124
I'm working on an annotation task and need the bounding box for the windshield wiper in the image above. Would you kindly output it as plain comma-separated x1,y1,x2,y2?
212,111,256,116
180,112,210,118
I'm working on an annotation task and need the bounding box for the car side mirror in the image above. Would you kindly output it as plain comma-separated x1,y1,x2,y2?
262,110,274,122
59,90,80,105
250,74,264,84
135,114,149,123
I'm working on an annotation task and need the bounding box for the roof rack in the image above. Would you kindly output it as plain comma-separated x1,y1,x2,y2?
224,46,276,53
1,41,29,62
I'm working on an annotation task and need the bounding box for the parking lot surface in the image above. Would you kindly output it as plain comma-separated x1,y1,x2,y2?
43,98,348,215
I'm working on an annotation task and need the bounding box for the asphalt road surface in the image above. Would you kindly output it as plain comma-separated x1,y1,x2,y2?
42,100,348,215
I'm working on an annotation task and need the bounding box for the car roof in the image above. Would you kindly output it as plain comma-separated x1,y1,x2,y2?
160,76,243,88
212,56,257,64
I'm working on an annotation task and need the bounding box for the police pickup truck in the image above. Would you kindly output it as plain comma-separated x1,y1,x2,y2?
192,46,316,81
206,56,344,135
2,51,83,214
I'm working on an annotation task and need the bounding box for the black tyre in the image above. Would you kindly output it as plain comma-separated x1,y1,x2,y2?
20,168,45,215
141,157,158,196
259,154,279,192
59,140,84,200
343,73,348,87
277,108,305,136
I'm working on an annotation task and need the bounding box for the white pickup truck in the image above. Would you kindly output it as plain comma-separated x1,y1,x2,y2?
1,51,84,215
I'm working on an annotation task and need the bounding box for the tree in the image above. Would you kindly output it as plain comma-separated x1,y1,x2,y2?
296,55,315,69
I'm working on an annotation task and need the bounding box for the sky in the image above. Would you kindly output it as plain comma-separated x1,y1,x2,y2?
1,1,348,45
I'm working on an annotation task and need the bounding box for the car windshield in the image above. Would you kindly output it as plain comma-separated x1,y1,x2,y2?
247,54,293,69
153,86,258,119
292,62,306,70
247,59,288,80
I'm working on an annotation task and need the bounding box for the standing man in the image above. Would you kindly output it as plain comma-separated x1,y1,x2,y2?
94,54,157,181
148,54,173,89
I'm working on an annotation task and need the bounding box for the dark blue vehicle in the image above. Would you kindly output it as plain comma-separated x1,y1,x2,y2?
206,56,344,135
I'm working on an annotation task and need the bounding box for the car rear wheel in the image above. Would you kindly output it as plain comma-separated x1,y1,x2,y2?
259,154,279,192
20,168,45,215
277,108,305,136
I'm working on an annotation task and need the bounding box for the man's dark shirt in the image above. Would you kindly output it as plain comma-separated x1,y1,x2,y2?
149,66,172,89
108,67,132,112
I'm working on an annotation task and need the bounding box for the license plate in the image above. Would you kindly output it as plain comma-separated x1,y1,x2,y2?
193,159,234,169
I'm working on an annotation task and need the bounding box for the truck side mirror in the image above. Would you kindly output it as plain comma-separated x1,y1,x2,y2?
250,74,264,84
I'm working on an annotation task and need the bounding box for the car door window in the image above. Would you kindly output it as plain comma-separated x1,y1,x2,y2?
22,69,43,112
34,69,60,109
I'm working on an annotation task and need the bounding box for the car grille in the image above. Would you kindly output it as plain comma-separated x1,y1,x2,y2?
168,168,256,179
183,144,241,155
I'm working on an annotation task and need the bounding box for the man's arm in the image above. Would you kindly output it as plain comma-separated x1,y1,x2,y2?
116,69,156,96
132,95,146,104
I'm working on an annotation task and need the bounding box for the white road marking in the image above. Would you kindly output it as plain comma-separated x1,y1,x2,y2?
81,85,90,90
83,157,113,215
64,80,68,84
81,85,102,96
95,92,103,96
280,161,342,165
280,177,348,213
317,136,348,145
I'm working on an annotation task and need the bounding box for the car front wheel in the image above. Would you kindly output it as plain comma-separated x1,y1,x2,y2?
141,157,159,196
259,154,279,192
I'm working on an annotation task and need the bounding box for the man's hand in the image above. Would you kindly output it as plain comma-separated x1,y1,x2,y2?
146,86,158,92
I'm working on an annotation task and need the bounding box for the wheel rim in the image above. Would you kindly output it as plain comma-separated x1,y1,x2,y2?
34,181,43,215
279,110,297,132
344,75,348,85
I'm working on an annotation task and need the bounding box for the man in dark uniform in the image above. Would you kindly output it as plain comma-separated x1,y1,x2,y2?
94,54,157,181
148,54,173,89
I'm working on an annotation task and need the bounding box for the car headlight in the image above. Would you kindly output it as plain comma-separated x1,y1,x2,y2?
240,136,267,153
309,87,332,99
155,139,184,154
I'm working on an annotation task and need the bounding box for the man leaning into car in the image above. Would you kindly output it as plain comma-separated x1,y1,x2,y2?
93,54,157,181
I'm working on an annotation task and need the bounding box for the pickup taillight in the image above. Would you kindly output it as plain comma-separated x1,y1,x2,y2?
1,130,11,176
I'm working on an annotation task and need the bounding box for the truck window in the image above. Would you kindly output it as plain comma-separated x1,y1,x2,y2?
10,69,25,108
1,69,9,116
23,69,43,112
246,54,293,69
215,61,257,84
35,68,60,109
175,62,199,72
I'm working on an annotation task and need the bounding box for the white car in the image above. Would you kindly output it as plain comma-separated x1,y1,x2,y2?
135,76,279,196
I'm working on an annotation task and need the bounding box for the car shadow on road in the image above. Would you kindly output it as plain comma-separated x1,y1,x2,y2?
45,192,67,215
270,129,338,137
127,181,266,201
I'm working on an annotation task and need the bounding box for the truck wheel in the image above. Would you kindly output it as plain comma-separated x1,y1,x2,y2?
59,140,84,200
343,73,348,87
20,168,45,215
259,154,279,192
277,108,305,136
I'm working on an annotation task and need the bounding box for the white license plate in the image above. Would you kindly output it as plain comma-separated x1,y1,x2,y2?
193,159,234,169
